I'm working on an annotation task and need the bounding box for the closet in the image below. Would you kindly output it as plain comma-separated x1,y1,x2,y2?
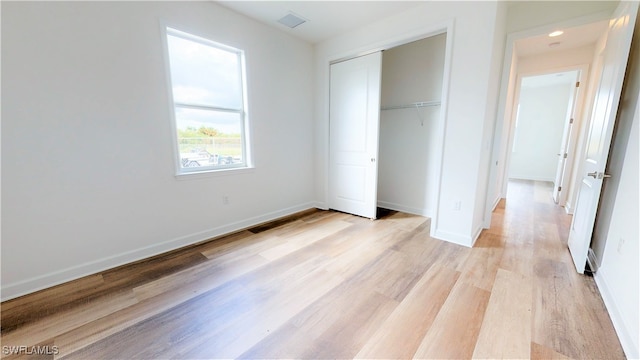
328,32,447,219
378,33,446,218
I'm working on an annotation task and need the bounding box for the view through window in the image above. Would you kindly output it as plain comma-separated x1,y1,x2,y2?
165,27,249,173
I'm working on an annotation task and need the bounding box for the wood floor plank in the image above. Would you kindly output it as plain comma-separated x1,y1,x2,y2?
457,246,504,291
413,281,491,359
354,263,459,359
499,240,534,278
1,290,138,353
531,341,573,359
472,268,533,359
0,274,105,333
173,268,345,358
531,258,577,358
258,219,352,261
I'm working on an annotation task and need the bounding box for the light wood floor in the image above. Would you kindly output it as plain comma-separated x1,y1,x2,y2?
1,180,624,359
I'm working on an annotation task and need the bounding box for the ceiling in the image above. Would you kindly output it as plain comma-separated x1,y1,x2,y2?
217,1,426,44
515,19,608,57
217,1,609,57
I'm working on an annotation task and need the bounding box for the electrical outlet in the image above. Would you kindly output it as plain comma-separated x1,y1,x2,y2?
223,195,230,205
453,200,461,211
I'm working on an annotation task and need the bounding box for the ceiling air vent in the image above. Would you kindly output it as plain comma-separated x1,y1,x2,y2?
277,12,307,29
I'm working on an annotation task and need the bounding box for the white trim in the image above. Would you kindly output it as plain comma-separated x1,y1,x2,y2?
377,201,431,218
508,175,556,182
492,196,502,211
430,19,455,242
174,166,255,180
1,202,317,301
432,228,474,248
564,201,575,215
594,267,639,359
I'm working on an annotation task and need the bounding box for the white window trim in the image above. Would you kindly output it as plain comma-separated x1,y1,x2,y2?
161,25,253,177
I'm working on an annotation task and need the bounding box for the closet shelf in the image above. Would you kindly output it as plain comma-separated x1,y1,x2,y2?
380,100,441,111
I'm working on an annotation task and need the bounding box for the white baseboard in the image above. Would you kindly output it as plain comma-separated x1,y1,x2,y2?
377,200,431,218
1,202,317,301
564,202,575,215
471,225,484,246
508,175,555,182
432,228,473,248
594,267,639,359
314,201,329,210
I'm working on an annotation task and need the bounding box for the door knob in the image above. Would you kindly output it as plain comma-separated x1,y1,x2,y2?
587,172,598,178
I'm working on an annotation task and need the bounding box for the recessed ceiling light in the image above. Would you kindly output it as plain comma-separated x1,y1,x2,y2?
549,30,564,37
277,12,307,29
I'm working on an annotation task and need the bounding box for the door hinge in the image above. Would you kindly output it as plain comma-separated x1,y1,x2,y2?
576,81,580,87
564,153,568,159
569,118,574,124
558,186,562,192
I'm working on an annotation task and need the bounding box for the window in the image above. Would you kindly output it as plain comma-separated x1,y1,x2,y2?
164,27,250,174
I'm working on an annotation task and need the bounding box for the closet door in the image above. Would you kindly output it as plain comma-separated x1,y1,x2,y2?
329,52,382,219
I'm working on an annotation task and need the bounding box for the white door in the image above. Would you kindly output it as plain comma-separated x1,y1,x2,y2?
329,52,382,219
568,2,638,273
553,72,580,204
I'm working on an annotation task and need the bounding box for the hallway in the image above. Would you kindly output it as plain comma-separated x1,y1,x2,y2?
483,179,622,358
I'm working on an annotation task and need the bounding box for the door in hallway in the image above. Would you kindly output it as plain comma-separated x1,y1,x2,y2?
568,1,638,273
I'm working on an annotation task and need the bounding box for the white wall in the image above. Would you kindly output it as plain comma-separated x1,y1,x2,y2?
315,1,505,246
509,82,573,181
377,34,446,217
1,1,315,300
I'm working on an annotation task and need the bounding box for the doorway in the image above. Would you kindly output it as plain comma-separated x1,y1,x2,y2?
507,69,582,206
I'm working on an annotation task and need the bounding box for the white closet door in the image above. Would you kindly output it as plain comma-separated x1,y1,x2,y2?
329,52,382,219
568,1,638,273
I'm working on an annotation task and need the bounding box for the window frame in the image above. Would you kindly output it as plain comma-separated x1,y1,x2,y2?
162,26,252,176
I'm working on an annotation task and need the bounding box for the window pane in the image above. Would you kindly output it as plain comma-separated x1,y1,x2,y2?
175,107,244,168
167,34,242,109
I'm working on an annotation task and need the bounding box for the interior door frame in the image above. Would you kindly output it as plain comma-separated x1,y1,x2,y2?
485,9,614,228
323,20,454,236
502,65,589,206
552,69,582,206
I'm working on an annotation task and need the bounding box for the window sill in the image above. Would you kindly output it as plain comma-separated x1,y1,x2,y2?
175,166,255,180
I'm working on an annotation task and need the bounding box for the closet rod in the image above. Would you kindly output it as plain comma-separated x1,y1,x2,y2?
380,100,441,111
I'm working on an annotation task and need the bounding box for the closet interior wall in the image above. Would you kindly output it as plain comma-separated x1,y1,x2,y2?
378,33,446,217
